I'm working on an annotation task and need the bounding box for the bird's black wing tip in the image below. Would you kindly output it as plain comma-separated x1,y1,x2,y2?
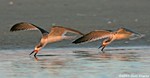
72,39,85,44
10,30,14,32
72,41,78,44
80,33,84,35
72,40,80,44
10,27,15,32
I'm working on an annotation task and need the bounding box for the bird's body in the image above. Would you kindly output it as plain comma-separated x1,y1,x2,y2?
10,22,84,56
73,28,144,52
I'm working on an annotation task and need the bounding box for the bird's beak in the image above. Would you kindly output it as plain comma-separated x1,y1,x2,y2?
98,45,103,49
29,50,38,55
29,50,35,55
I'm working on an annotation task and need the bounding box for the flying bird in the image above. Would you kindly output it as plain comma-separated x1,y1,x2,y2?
73,27,144,52
10,22,84,57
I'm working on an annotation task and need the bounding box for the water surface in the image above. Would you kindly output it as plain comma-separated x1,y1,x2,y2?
0,47,150,78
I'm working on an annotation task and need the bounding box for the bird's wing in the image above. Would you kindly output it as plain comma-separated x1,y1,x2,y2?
115,27,142,40
72,30,112,44
48,26,84,36
10,22,49,35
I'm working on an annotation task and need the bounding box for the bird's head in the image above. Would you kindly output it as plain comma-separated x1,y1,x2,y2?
31,43,43,53
30,47,40,56
102,38,112,46
34,45,43,52
30,46,41,55
30,42,46,56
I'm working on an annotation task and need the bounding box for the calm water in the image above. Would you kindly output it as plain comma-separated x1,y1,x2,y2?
0,47,150,78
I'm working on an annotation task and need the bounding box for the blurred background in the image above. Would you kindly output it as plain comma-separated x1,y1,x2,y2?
0,0,150,49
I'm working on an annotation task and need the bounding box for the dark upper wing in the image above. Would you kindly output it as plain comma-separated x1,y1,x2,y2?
72,30,112,44
10,22,49,35
48,26,84,36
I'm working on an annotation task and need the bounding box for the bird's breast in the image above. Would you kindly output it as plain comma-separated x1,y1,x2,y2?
115,34,131,40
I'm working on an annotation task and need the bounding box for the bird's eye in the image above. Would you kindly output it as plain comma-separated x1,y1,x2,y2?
37,44,43,48
105,39,111,43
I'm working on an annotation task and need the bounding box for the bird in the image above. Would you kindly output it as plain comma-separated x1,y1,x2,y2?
73,27,144,52
10,22,84,57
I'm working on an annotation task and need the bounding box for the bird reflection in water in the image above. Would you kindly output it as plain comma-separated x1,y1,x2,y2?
73,50,139,61
30,54,73,75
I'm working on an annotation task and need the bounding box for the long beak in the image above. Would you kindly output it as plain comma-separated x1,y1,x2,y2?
29,50,38,56
34,52,38,57
98,45,103,49
101,46,106,52
29,50,35,55
98,45,106,53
